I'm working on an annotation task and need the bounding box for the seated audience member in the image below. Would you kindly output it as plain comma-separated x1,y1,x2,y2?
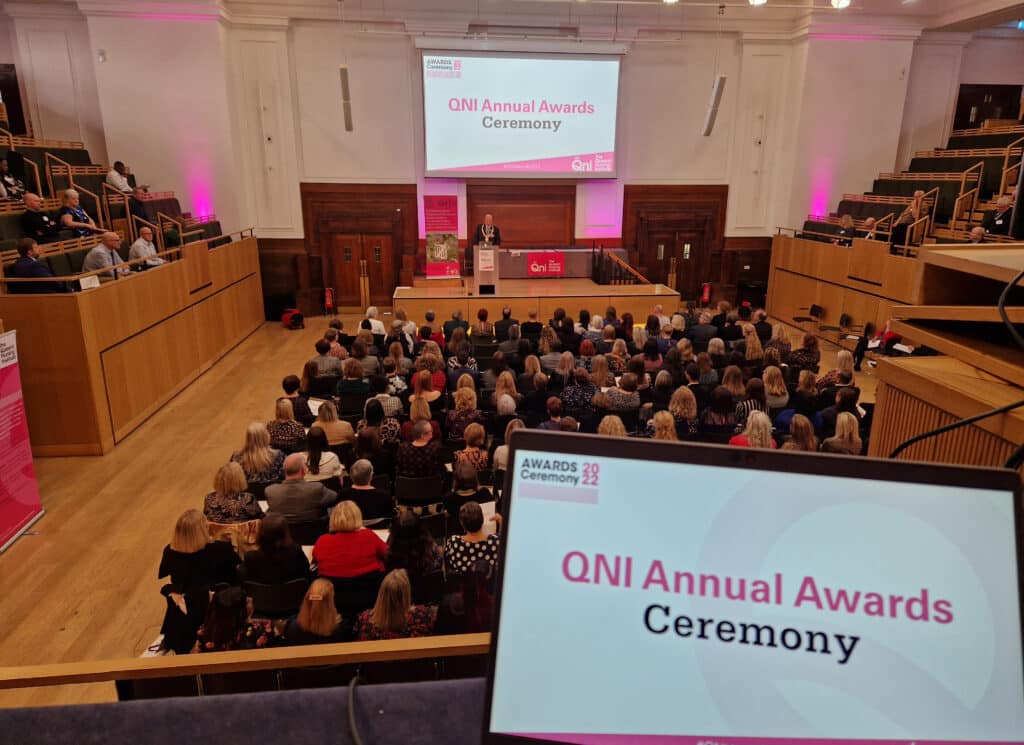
447,347,481,390
983,196,1013,236
706,337,728,369
336,358,371,397
82,232,131,279
606,373,641,411
352,428,394,479
0,158,26,198
364,306,386,335
356,569,436,641
701,386,738,433
821,411,864,455
720,313,743,344
695,352,718,386
669,314,687,342
493,307,518,342
414,351,447,392
852,322,876,372
352,339,382,378
243,512,312,584
729,410,777,449
383,358,408,397
735,378,769,426
787,333,821,372
649,370,675,410
762,366,790,410
595,324,616,354
860,216,879,241
300,360,320,396
641,339,663,373
480,351,509,390
128,226,163,268
324,328,348,361
680,365,708,413
454,423,489,473
471,307,494,337
445,501,500,577
303,426,343,483
264,453,338,522
666,386,700,439
204,462,263,524
401,398,441,442
650,410,679,441
890,190,925,247
127,185,150,225
817,387,862,439
752,310,772,342
498,324,521,355
313,500,388,579
492,418,525,473
576,339,597,371
617,312,636,342
675,338,696,367
443,309,470,341
282,579,348,645
537,396,564,430
280,374,315,427
358,399,400,446
445,461,493,516
338,459,392,520
738,323,765,366
409,369,443,409
20,193,61,243
687,312,719,346
436,560,494,635
314,400,355,447
833,214,857,246
387,511,443,597
7,238,66,294
491,393,519,436
381,341,409,378
231,422,286,483
59,189,104,238
781,414,819,452
597,414,628,437
588,352,614,387
517,354,542,392
397,420,444,477
422,312,447,350
539,337,563,374
363,376,401,420
549,351,576,392
106,160,145,193
968,226,987,244
561,368,598,412
158,509,240,654
521,372,551,416
310,338,343,377
584,315,606,343
446,387,483,441
267,398,306,452
720,365,745,402
193,586,281,653
817,349,856,392
520,309,543,337
790,370,820,419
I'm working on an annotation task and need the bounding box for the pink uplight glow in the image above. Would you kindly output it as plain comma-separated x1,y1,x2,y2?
809,157,834,218
578,180,623,239
419,179,462,238
184,156,214,219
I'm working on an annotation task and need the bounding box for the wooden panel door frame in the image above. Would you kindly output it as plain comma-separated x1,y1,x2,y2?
465,179,577,248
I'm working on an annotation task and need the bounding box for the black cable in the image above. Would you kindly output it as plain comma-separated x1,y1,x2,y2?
348,673,366,745
889,267,1024,460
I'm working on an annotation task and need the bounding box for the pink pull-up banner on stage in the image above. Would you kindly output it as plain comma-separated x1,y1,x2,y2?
0,330,44,552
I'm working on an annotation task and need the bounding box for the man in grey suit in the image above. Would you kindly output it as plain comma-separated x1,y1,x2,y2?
264,454,338,523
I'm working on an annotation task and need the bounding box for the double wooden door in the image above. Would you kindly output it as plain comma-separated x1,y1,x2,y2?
639,225,708,301
325,232,394,309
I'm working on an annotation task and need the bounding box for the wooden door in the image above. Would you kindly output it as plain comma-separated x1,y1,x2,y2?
327,233,363,307
673,231,707,301
361,233,394,308
953,84,1023,130
638,229,675,285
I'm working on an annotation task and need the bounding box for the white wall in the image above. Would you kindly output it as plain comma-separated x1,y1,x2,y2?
85,14,241,235
959,34,1024,85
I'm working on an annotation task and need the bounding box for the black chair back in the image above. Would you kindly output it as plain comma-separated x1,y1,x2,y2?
243,578,310,619
307,376,340,398
278,664,361,691
394,475,445,505
288,516,329,545
418,512,447,543
337,393,370,415
616,408,640,433
247,481,275,500
201,670,282,696
329,571,384,615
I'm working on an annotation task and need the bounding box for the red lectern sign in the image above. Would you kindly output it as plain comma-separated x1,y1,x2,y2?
0,330,44,552
423,195,458,233
527,251,566,277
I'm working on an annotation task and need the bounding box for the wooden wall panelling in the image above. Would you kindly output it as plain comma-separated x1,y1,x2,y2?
257,238,304,316
183,241,213,294
465,180,576,249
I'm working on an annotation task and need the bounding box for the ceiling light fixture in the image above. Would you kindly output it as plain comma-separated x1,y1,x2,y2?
663,0,679,4
831,0,851,8
749,0,767,5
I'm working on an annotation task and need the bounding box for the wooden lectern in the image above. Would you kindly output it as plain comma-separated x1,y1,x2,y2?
472,245,500,297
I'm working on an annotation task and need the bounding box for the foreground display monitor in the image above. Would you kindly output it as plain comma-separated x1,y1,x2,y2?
422,52,620,178
483,432,1024,745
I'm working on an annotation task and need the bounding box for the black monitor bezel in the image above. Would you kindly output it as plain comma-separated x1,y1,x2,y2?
481,430,1024,745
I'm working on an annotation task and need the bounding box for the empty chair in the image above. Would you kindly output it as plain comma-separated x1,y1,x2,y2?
307,376,340,398
329,572,385,616
394,475,446,506
243,578,311,619
288,516,329,546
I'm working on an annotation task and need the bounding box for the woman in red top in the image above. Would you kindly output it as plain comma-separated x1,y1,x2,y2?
728,411,778,449
312,501,388,578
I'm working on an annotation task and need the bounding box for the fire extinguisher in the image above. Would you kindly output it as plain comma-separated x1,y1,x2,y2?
324,287,336,316
701,282,711,305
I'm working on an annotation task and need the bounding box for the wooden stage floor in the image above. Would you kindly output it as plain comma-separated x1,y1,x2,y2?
393,278,680,324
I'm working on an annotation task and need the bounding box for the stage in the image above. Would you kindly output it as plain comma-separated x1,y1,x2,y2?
393,277,680,323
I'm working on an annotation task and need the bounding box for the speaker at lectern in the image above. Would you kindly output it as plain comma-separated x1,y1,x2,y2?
473,245,499,296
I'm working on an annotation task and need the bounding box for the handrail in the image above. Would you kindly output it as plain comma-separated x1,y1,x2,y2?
907,213,931,246
951,124,1024,136
0,232,126,266
158,210,204,245
601,248,650,284
47,152,109,227
132,214,166,252
876,171,979,181
0,633,490,690
0,246,185,292
951,187,979,226
960,161,984,200
102,182,133,241
1000,135,1024,196
0,196,60,216
913,147,1023,158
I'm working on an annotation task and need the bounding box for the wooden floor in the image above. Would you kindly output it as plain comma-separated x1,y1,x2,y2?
0,311,874,709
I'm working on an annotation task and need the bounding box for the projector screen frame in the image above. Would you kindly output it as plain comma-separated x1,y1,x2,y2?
420,49,624,180
481,430,1024,745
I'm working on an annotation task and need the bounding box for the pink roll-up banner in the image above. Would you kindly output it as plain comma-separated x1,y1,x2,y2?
0,330,44,552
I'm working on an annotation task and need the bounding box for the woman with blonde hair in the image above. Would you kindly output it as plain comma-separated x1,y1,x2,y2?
538,326,558,355
721,365,745,400
552,350,576,390
608,339,629,374
387,341,412,375
740,324,764,363
158,508,240,653
707,337,728,368
492,418,525,471
283,579,346,645
821,411,863,455
650,410,679,441
597,414,627,437
816,349,856,392
266,398,306,452
446,386,483,441
589,353,614,387
729,410,777,449
314,400,355,447
667,386,700,439
401,397,441,442
676,337,695,364
454,422,489,472
782,414,818,452
231,422,285,483
356,569,437,640
204,462,263,523
312,500,388,579
764,323,791,360
762,366,790,410
517,354,542,392
790,369,820,419
492,370,522,407
598,323,617,353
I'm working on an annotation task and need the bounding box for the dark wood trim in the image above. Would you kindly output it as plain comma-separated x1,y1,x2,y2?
466,181,576,249
724,236,773,251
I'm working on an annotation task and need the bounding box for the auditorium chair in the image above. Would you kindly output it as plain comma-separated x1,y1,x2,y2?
416,512,447,544
306,376,340,398
616,409,641,434
288,516,329,546
329,571,384,616
336,393,369,416
394,475,445,505
243,578,310,619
